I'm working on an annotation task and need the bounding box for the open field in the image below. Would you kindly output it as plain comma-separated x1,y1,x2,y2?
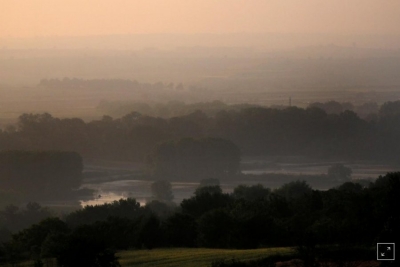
117,247,294,267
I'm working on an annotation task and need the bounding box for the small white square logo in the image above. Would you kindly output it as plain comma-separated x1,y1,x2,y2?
377,243,395,261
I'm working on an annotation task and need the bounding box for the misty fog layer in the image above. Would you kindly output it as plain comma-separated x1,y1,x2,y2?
1,1,400,266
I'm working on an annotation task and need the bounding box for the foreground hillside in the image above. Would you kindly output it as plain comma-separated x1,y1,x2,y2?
117,247,293,267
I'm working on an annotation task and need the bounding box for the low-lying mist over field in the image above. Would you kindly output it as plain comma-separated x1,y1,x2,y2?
2,34,400,86
1,33,400,126
1,33,400,239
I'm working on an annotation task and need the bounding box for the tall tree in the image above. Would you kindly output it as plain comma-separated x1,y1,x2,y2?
150,180,174,203
146,138,241,180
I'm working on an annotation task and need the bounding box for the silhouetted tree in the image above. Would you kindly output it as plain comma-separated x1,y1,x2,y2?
181,190,232,218
164,213,197,247
56,225,121,267
197,209,233,248
145,200,175,218
150,180,174,203
0,151,86,201
379,100,400,117
328,164,352,182
138,215,162,249
194,186,222,196
146,138,241,180
232,184,270,201
274,180,312,200
65,198,142,227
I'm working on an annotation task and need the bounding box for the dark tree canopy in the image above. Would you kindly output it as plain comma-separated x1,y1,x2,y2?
274,180,313,200
150,180,174,203
0,151,83,201
309,101,346,114
195,179,222,196
327,163,352,182
194,186,223,197
1,172,399,266
379,100,400,117
65,198,142,227
232,184,270,201
146,137,241,180
1,103,400,162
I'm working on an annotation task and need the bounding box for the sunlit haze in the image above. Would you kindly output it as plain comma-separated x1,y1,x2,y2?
1,0,400,37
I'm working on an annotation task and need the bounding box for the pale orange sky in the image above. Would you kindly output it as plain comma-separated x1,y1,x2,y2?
1,0,400,38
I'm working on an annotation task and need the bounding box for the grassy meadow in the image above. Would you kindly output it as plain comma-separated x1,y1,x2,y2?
118,247,294,267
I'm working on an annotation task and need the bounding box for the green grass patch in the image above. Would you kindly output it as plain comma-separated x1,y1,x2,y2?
118,247,294,267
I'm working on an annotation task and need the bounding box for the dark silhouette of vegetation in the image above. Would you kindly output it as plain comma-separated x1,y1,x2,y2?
0,202,53,242
379,100,400,117
98,99,234,118
0,150,92,203
65,198,142,227
232,184,270,201
1,172,398,265
1,102,400,265
56,225,121,267
2,102,400,164
274,180,313,200
327,163,352,182
145,138,241,180
164,212,197,247
309,100,350,114
150,180,174,203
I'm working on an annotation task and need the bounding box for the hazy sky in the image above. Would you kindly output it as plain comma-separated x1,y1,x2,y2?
1,0,400,38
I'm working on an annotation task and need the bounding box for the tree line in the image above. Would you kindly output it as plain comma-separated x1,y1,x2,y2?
39,78,175,92
1,101,400,163
145,138,241,180
0,151,93,209
99,99,380,119
1,172,398,266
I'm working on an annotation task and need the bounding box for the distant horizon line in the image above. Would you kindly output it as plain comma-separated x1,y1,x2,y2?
2,32,400,40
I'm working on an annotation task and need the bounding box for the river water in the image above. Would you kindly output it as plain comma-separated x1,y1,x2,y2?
79,159,399,207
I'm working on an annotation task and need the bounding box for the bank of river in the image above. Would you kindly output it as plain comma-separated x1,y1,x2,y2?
79,159,399,207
